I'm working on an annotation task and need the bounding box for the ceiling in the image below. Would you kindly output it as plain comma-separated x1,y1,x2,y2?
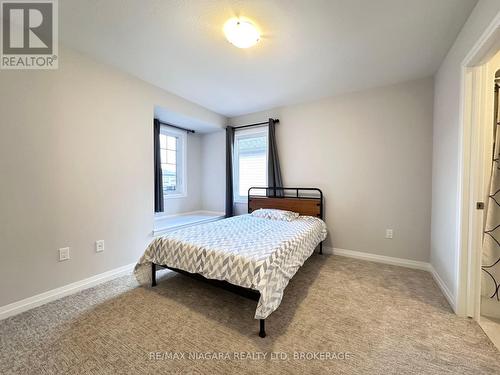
60,0,478,118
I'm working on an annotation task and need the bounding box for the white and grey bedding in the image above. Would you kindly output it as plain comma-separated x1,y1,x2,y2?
134,214,327,319
250,208,300,221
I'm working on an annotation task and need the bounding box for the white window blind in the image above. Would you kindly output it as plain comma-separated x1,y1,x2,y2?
159,126,187,198
234,127,268,201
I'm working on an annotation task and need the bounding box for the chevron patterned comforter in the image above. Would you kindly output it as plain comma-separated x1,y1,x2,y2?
134,214,327,319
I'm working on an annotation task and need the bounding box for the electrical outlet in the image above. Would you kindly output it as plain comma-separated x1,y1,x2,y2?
385,229,393,239
95,240,104,253
59,247,70,261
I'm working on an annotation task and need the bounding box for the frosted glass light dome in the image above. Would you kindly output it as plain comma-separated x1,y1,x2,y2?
224,18,260,48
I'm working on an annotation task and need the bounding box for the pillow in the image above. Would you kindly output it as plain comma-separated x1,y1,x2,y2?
251,208,299,222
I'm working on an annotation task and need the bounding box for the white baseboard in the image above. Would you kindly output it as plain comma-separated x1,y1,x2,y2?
0,263,135,321
0,246,458,320
326,246,456,310
327,247,431,271
429,265,456,311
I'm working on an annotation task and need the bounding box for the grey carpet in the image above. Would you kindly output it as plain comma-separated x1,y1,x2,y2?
1,255,499,374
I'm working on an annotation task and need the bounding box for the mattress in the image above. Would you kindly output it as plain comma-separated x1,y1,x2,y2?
134,214,327,319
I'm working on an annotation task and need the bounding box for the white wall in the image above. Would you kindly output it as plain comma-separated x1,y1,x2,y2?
228,78,434,262
201,131,226,213
431,0,500,309
0,47,226,307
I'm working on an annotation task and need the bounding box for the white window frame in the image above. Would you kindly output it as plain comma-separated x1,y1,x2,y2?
160,125,187,200
233,126,268,203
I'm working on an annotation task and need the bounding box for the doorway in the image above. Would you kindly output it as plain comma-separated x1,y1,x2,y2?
479,67,500,350
459,14,500,350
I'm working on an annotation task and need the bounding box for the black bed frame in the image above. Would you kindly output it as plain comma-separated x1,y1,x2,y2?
151,187,324,338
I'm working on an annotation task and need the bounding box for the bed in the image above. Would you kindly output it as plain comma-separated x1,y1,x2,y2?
134,187,327,337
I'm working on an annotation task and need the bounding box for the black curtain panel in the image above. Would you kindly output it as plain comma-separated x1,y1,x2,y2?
225,126,235,217
153,119,164,213
268,118,283,197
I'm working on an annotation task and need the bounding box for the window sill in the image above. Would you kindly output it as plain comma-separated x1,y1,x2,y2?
164,193,187,199
153,211,225,236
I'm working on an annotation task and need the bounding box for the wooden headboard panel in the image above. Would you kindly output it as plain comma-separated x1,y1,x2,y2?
248,187,323,219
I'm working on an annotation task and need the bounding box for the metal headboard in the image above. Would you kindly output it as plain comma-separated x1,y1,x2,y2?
247,187,324,219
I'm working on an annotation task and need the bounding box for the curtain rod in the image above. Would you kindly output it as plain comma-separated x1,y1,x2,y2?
157,119,195,133
231,118,279,130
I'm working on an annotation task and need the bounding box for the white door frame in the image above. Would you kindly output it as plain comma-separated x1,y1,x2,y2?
457,12,500,319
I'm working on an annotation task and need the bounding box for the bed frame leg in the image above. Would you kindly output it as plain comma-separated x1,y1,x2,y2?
151,263,157,287
319,242,323,255
259,319,266,338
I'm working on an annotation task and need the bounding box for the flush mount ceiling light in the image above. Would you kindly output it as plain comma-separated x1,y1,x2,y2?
223,18,260,48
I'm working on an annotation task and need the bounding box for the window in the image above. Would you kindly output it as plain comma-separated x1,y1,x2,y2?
159,126,187,198
234,126,268,202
